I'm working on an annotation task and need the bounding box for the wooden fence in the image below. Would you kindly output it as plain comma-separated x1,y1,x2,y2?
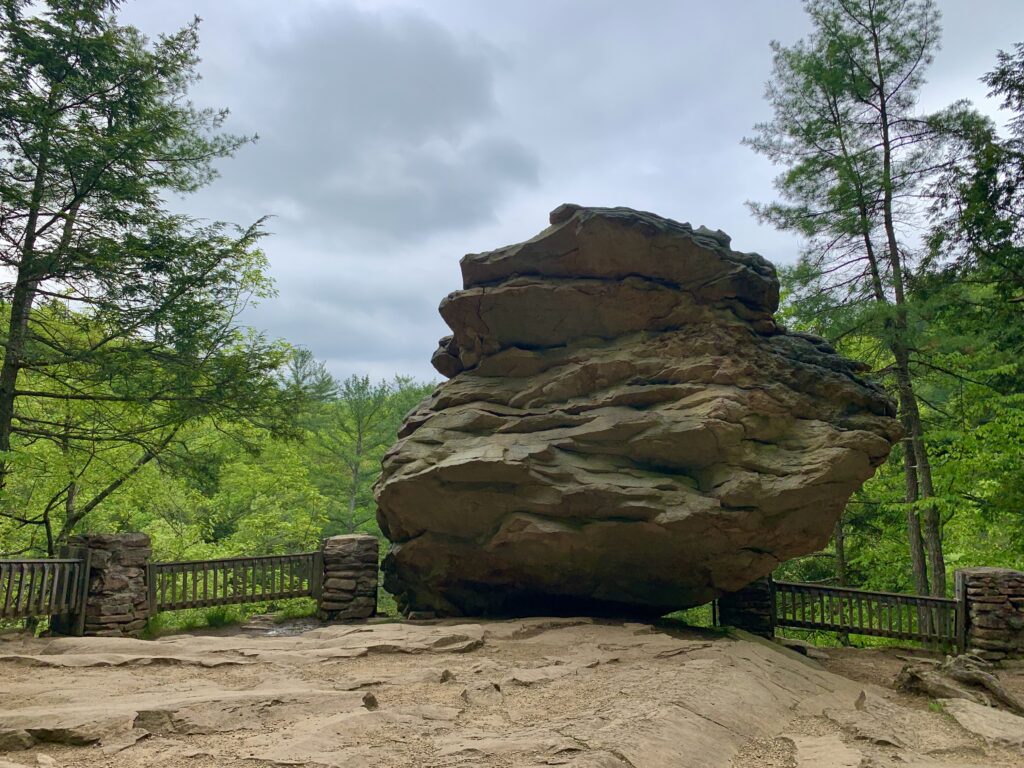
0,552,90,634
0,546,964,651
147,552,323,612
774,580,959,649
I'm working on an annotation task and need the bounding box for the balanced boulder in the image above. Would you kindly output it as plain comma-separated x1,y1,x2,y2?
376,204,900,616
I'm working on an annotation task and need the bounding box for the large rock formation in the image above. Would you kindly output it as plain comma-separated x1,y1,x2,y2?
376,204,900,616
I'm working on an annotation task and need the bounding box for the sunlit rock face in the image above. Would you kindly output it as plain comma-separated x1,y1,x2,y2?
375,204,900,616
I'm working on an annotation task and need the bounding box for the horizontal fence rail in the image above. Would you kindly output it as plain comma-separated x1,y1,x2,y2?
148,552,322,612
774,580,958,648
0,558,86,621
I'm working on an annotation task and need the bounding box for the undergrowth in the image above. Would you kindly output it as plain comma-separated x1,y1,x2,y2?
661,603,723,631
376,588,398,617
143,571,398,638
774,625,953,652
142,597,317,638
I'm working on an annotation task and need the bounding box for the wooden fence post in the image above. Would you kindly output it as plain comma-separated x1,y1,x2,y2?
954,570,968,654
72,546,91,637
311,549,324,603
146,562,157,622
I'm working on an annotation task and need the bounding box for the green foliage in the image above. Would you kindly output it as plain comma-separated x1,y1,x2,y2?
749,0,1023,597
779,270,1024,593
142,598,318,638
0,0,298,552
377,588,399,618
304,375,433,535
0,3,437,577
773,626,924,650
207,435,328,555
142,604,242,638
663,604,716,629
0,348,430,609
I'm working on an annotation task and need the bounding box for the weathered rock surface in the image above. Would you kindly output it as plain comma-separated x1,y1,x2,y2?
376,205,901,616
940,698,1024,748
2,621,1019,767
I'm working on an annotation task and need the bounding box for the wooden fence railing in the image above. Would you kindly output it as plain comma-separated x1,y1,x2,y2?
0,553,90,632
1,546,964,652
147,552,323,612
774,580,959,649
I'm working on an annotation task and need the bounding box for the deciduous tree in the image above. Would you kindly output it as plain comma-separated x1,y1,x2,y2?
0,0,293,550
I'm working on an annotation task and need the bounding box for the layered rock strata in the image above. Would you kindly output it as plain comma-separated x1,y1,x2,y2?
376,204,901,616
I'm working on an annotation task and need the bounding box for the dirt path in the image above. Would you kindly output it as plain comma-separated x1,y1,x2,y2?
0,619,1021,767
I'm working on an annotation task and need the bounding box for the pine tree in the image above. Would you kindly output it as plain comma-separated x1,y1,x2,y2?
746,0,986,594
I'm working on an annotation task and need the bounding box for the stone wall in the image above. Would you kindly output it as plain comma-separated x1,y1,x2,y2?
317,535,378,620
959,567,1024,662
71,533,151,637
717,576,775,638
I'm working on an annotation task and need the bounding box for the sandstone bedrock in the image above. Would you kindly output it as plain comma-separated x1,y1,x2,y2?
376,204,901,617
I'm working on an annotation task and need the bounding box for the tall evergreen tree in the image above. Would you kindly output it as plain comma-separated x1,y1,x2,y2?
308,375,431,535
746,0,985,594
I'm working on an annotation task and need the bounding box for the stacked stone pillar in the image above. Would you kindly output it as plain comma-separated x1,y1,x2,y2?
317,534,378,620
957,567,1024,662
70,533,151,637
717,576,775,638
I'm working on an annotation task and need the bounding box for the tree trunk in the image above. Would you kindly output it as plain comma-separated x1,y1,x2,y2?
870,22,946,596
834,515,850,646
834,516,847,587
346,465,361,534
62,481,78,550
921,495,946,595
42,506,54,558
0,106,52,493
0,277,37,490
902,382,946,595
346,432,363,534
854,221,931,594
905,505,930,597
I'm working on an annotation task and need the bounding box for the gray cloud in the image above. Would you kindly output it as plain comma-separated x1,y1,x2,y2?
192,4,538,243
122,0,1024,382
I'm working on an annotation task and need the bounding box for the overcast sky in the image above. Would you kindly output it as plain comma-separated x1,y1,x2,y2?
120,0,1024,382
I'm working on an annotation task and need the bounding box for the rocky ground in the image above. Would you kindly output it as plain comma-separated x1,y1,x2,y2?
1,618,1022,767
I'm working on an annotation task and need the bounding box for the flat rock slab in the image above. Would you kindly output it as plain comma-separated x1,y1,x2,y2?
0,652,251,668
941,698,1024,747
1,620,1019,767
784,734,864,767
